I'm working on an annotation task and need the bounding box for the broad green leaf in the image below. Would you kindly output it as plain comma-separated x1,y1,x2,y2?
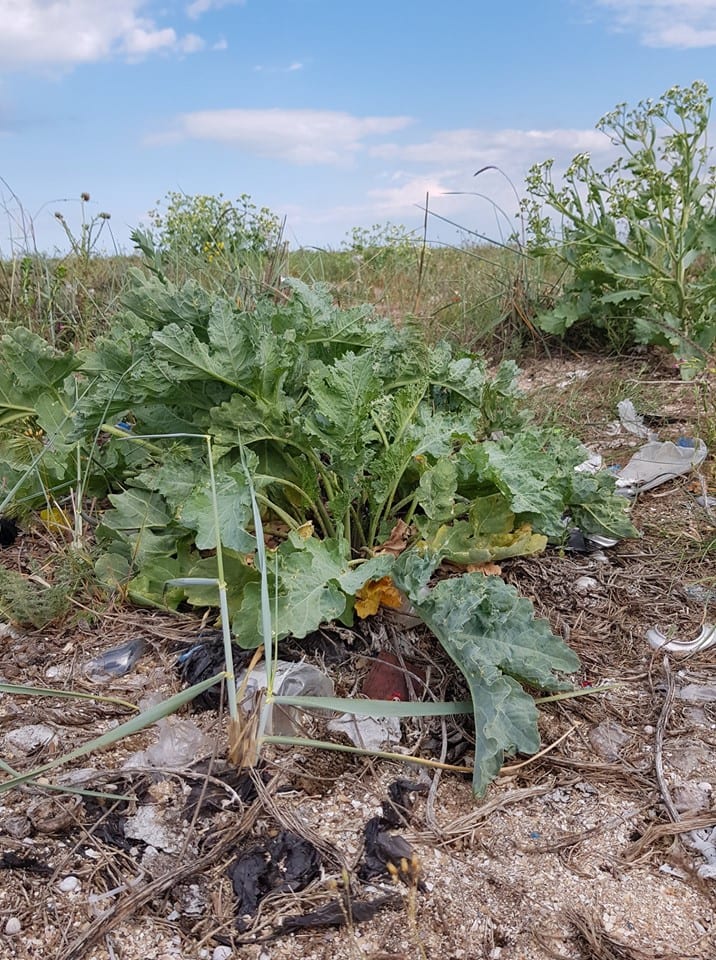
136,457,205,510
183,552,259,614
599,288,648,304
101,488,173,530
121,271,213,327
235,535,392,648
179,466,257,553
418,459,459,521
152,324,238,387
393,554,580,794
127,557,186,609
306,351,380,478
569,471,638,540
126,529,182,568
94,552,132,588
464,430,587,538
419,519,546,566
207,299,253,383
0,327,79,394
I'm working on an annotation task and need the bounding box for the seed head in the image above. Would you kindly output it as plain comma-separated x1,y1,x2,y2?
80,192,90,202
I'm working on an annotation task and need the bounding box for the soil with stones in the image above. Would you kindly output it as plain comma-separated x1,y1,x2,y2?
1,353,715,960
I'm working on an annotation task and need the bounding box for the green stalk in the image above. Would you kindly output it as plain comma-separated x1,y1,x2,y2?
238,434,274,753
253,474,331,537
205,435,238,724
253,493,299,530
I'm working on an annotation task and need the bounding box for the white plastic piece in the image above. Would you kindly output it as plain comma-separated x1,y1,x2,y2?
685,826,716,880
616,438,707,495
617,399,656,439
327,713,401,750
646,623,716,653
574,451,603,474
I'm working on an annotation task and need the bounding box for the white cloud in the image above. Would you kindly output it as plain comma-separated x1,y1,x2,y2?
186,0,244,19
594,0,716,47
284,127,620,247
155,108,414,164
0,0,205,70
178,33,206,54
370,127,613,168
252,60,306,73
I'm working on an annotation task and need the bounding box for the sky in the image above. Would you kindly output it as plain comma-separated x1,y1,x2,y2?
2,0,716,255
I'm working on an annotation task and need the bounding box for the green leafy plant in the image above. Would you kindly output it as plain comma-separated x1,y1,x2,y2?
344,222,419,272
146,191,282,259
523,81,716,374
0,266,637,792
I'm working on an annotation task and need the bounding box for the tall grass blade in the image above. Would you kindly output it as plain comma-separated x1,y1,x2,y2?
0,673,224,794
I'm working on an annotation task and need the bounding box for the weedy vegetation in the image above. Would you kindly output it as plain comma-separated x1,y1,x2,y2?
0,79,715,799
523,81,716,374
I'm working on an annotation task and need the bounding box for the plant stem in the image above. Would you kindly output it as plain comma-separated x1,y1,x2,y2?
205,435,239,724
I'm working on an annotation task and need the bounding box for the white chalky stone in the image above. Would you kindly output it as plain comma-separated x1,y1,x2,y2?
58,875,81,892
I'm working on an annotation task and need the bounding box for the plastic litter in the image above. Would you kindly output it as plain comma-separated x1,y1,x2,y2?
673,780,712,814
236,660,335,736
4,724,57,755
565,529,615,554
362,650,426,702
574,575,599,595
58,876,81,893
685,826,716,880
615,438,707,496
124,804,183,854
228,829,321,932
617,399,657,440
646,624,716,654
127,716,213,769
0,516,19,547
84,637,147,680
574,451,603,474
327,713,401,751
359,779,427,884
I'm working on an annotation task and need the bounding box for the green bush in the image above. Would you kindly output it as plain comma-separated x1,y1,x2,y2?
146,191,282,261
523,81,716,374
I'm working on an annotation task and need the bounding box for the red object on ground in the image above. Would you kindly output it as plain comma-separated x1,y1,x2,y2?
362,651,426,702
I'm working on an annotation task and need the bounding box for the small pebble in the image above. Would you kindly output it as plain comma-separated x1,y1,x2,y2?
58,875,80,893
213,947,233,960
4,917,21,935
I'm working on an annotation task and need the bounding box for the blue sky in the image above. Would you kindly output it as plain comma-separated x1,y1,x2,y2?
2,0,716,254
